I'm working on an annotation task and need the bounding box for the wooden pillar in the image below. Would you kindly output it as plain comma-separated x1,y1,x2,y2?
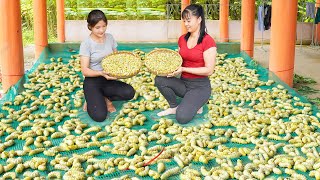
269,0,298,87
219,0,229,42
0,0,24,92
34,0,48,59
181,0,191,35
316,0,320,43
241,0,255,57
57,0,65,42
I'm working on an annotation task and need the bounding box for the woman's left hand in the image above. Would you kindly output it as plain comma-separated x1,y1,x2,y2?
167,67,183,77
100,71,117,80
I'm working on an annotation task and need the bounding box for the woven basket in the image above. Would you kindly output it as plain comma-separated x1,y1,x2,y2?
101,51,142,79
145,48,182,76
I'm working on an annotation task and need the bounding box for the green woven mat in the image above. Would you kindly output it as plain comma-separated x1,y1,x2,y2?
0,43,318,179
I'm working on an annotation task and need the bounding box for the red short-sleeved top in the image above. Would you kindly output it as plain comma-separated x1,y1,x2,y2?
178,33,216,79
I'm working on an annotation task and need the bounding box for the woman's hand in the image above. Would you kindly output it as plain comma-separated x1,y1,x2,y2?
167,67,183,77
100,71,117,80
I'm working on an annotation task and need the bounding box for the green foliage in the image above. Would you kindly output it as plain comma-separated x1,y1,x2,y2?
308,97,320,107
167,0,317,21
294,74,317,84
22,28,57,47
22,28,34,46
296,85,319,95
21,0,57,46
21,0,33,29
297,0,317,22
293,74,319,103
64,0,168,20
229,0,241,20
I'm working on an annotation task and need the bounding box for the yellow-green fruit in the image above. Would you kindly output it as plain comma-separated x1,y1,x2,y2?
102,51,142,78
145,48,182,76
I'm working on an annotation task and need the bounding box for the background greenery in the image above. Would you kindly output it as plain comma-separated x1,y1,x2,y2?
21,0,316,46
21,0,57,45
293,74,320,108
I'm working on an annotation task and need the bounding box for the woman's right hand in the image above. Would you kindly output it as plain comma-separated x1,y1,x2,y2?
167,67,183,77
100,71,117,80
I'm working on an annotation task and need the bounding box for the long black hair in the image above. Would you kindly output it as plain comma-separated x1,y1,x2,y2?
181,4,207,44
87,10,108,30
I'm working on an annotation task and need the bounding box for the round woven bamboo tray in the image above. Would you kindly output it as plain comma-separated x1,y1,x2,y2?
101,51,142,79
145,48,182,76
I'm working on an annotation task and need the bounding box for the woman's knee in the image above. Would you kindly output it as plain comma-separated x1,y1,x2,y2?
124,86,135,100
154,76,167,87
89,111,108,122
176,110,193,124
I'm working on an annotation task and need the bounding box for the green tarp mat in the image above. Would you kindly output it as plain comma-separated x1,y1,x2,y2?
0,42,319,179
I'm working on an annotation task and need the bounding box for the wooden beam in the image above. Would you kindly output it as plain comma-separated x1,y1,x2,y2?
241,0,255,57
269,0,298,87
219,0,229,42
57,0,65,42
181,0,191,35
34,0,48,59
0,0,24,92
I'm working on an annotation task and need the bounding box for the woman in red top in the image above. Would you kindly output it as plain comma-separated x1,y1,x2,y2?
155,4,217,124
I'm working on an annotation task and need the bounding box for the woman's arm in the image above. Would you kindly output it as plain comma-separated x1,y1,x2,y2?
80,56,102,77
80,56,116,80
169,47,217,77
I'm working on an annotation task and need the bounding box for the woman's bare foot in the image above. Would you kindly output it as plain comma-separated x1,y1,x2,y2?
157,107,177,116
197,107,203,114
106,98,116,113
83,102,87,112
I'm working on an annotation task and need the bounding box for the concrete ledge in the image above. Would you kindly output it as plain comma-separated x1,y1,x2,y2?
66,20,314,44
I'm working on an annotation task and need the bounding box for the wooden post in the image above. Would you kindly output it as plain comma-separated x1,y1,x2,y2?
241,0,255,57
0,0,24,92
181,0,191,35
219,0,229,42
316,0,320,43
57,0,65,42
269,0,298,87
34,0,48,59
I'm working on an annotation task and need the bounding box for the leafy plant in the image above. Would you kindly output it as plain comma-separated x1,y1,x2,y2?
296,86,319,95
293,74,316,85
21,0,57,46
308,97,320,107
309,97,320,102
293,74,319,103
